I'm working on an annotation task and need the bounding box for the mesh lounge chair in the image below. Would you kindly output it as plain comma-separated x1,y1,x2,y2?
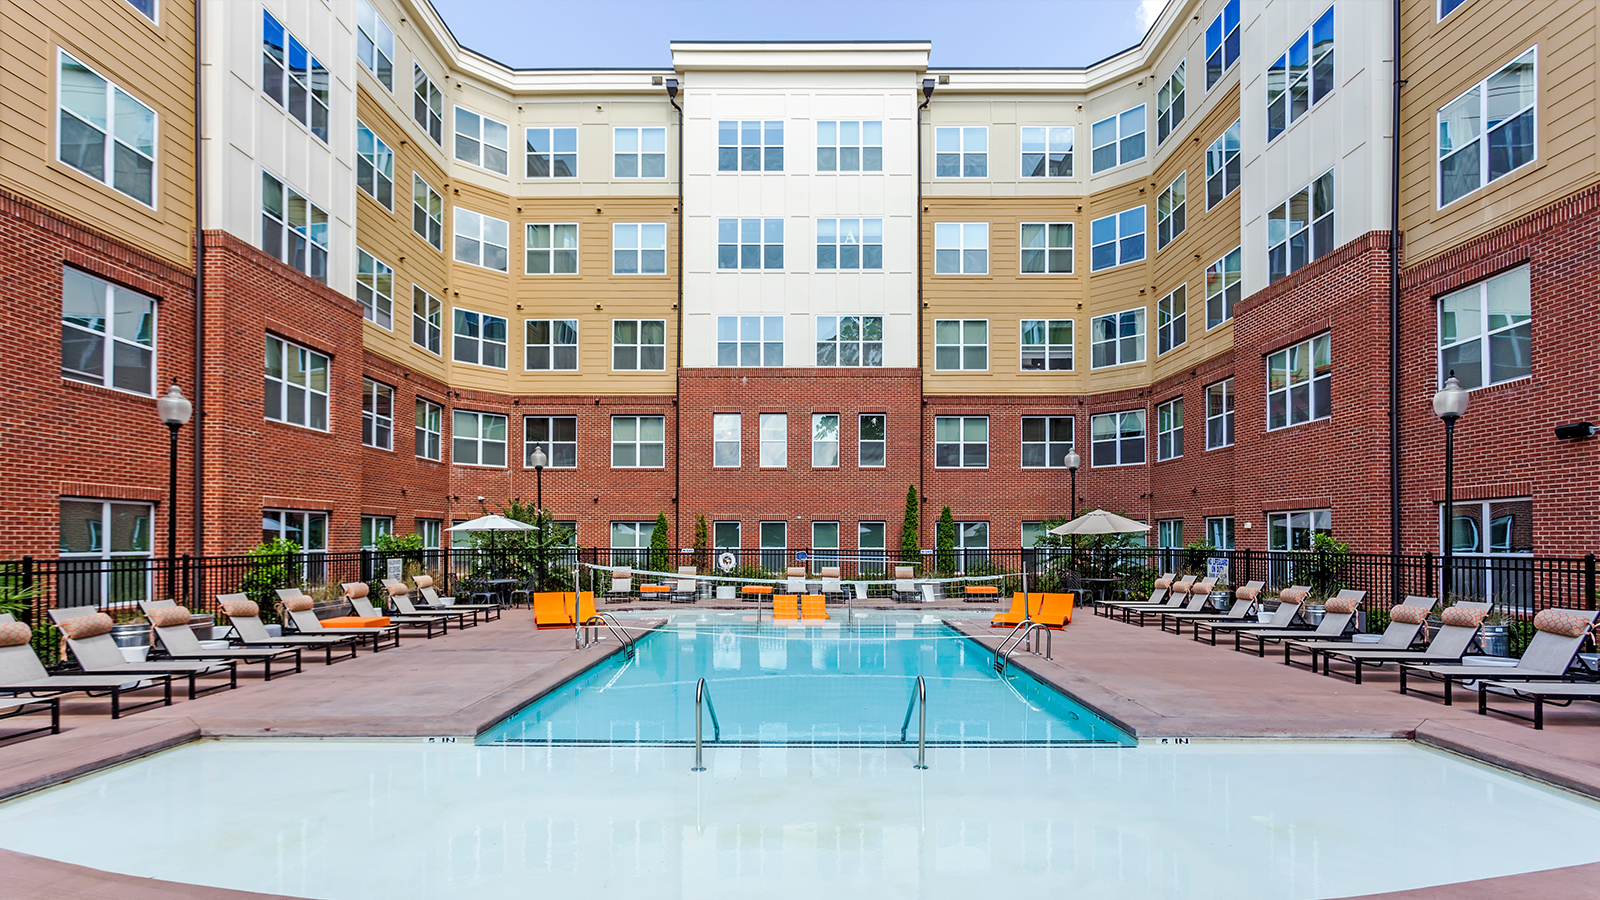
820,567,844,600
349,583,451,636
1165,581,1266,639
672,567,699,603
412,575,501,621
215,594,359,662
785,567,807,594
604,568,633,603
139,600,303,680
0,695,58,743
1478,681,1600,730
1284,596,1435,670
276,590,401,651
1095,573,1179,616
1126,578,1215,628
892,567,920,603
1319,600,1490,684
1102,575,1192,621
1193,589,1307,644
0,615,172,718
386,583,479,628
47,608,236,700
1233,589,1365,657
1402,608,1600,706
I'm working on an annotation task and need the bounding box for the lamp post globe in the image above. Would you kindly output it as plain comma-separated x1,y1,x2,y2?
1064,449,1081,520
529,446,547,513
156,383,191,601
1433,373,1469,600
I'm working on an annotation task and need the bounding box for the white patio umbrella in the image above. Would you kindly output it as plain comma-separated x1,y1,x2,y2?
447,514,535,533
1048,509,1151,536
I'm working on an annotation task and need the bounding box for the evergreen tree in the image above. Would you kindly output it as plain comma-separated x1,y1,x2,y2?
691,515,709,572
899,484,921,564
648,512,671,575
936,506,956,576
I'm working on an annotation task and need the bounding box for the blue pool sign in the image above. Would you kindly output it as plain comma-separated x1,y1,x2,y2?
794,551,808,561
1207,557,1230,581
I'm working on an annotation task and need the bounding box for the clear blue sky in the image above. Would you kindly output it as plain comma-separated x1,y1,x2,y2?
428,0,1164,70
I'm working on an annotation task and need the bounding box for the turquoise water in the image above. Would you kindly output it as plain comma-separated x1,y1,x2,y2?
479,614,1132,746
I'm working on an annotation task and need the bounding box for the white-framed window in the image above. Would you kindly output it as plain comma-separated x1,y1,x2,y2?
760,413,788,468
454,209,509,272
859,414,886,467
526,127,577,178
812,414,840,468
360,516,393,550
1090,309,1145,369
525,319,578,371
1267,6,1334,142
124,0,156,21
817,120,883,172
934,319,988,371
934,416,988,469
417,518,442,550
1156,173,1186,250
858,522,888,575
413,64,443,145
613,223,667,274
453,309,508,369
1157,62,1185,144
264,335,328,431
411,286,442,355
260,171,328,283
612,320,666,370
412,174,443,250
1022,521,1051,548
717,218,784,270
815,316,883,367
1206,378,1234,450
717,315,783,367
713,413,741,467
816,218,883,270
1158,519,1183,553
1439,0,1471,18
525,223,578,274
1206,0,1241,90
934,223,988,274
1021,416,1075,468
260,12,328,142
718,120,783,172
362,379,393,450
1156,285,1186,355
60,267,155,395
452,410,507,467
614,127,666,178
1206,120,1241,208
356,123,395,210
1020,319,1073,371
1207,516,1235,550
760,521,788,571
935,126,988,178
1440,498,1532,556
1439,265,1531,390
454,108,508,174
713,521,741,556
415,397,442,461
810,522,840,570
355,0,394,91
612,415,665,468
1020,223,1073,274
260,509,327,558
1090,411,1145,467
1268,170,1334,284
1090,207,1145,271
610,521,656,566
56,50,157,206
954,522,990,572
1090,106,1145,173
1205,248,1242,329
524,416,577,468
1157,397,1183,461
1267,333,1332,430
1021,126,1073,178
1268,509,1331,551
355,249,393,329
1438,48,1536,207
58,498,152,607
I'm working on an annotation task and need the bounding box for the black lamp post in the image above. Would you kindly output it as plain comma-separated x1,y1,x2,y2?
1433,373,1470,601
157,382,193,600
1065,448,1081,565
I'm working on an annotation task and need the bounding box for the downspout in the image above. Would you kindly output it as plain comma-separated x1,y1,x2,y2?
917,78,934,547
1388,0,1403,566
192,0,205,567
667,78,682,545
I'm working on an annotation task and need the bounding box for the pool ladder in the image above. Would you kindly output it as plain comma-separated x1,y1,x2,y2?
580,613,636,660
690,675,929,772
691,677,720,772
899,675,928,770
994,621,1052,674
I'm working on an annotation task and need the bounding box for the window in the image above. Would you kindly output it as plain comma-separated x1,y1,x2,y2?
859,414,886,467
56,51,157,206
1205,378,1234,449
713,521,741,556
1206,120,1241,208
1156,286,1186,355
411,286,442,355
1156,174,1186,250
260,13,328,141
934,416,988,468
124,0,156,21
760,414,787,467
935,127,987,177
525,224,578,274
934,223,988,274
452,410,507,467
613,223,667,275
261,509,327,558
412,175,443,250
1205,248,1242,329
713,413,741,467
453,309,508,369
614,127,666,178
858,522,887,575
1268,509,1331,551
1090,411,1145,467
1021,126,1073,178
355,249,393,329
1021,416,1074,468
817,121,882,172
1157,62,1185,144
415,397,442,460
1440,499,1532,556
354,124,394,209
58,499,152,607
815,316,883,367
454,108,508,174
60,267,155,395
1206,0,1241,89
760,522,788,572
612,320,666,370
1268,170,1334,283
361,516,393,549
934,320,987,371
454,209,509,272
816,219,883,270
1439,0,1470,18
260,172,328,282
1267,7,1334,142
1090,106,1145,173
524,319,578,371
812,414,840,467
525,127,577,178
1267,333,1332,430
1020,223,1073,274
954,523,989,572
524,416,577,468
417,518,442,550
1157,398,1183,461
611,521,656,566
1438,48,1536,207
1439,265,1531,390
612,415,665,468
1090,207,1145,271
361,379,394,450
355,0,394,90
264,335,328,431
413,64,443,145
1020,319,1073,371
1206,516,1235,550
717,218,784,270
1022,522,1051,548
1158,519,1183,551
716,316,783,367
718,120,782,172
811,523,839,569
1090,309,1146,369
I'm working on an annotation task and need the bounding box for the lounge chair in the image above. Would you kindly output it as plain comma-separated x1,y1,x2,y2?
604,568,633,603
1192,589,1307,644
990,592,1043,627
277,591,401,651
739,584,774,602
347,583,449,637
1034,592,1074,628
1095,573,1180,616
0,615,172,718
1103,575,1194,621
1319,600,1490,684
382,580,476,628
1284,596,1435,670
413,575,500,620
47,608,236,699
801,595,829,621
672,567,699,603
820,567,844,600
139,600,303,680
892,567,920,603
0,695,58,743
1401,608,1600,705
533,591,578,628
773,594,801,622
785,567,807,594
1126,578,1216,628
214,594,359,662
1165,581,1266,638
1478,681,1600,730
1233,590,1365,657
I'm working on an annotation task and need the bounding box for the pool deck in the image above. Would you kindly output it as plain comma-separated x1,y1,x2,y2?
3,607,1600,899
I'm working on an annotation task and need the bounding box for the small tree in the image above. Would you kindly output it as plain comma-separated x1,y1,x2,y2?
899,485,921,565
648,512,671,575
691,515,709,573
935,506,956,576
241,537,301,624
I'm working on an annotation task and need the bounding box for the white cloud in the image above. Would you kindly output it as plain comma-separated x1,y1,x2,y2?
1136,0,1168,31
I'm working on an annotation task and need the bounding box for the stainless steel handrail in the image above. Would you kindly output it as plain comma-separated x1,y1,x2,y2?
994,621,1051,673
897,675,928,770
581,612,636,658
691,677,720,772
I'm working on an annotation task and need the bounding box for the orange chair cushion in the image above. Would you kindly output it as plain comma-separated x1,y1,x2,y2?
741,585,774,594
321,616,390,628
965,585,999,595
639,585,671,594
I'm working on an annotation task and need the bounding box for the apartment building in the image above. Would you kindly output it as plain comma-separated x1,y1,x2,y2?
4,0,1595,583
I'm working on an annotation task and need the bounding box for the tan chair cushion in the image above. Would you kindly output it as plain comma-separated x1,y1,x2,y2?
220,597,259,618
0,621,31,647
59,612,115,639
1277,587,1309,604
1192,582,1213,595
895,567,914,579
148,606,193,628
1171,581,1191,594
1440,605,1486,628
1533,608,1593,637
822,567,841,578
343,582,369,599
283,595,314,613
414,574,434,589
1389,604,1429,625
786,567,806,578
1323,596,1359,615
1234,584,1260,602
1153,577,1173,590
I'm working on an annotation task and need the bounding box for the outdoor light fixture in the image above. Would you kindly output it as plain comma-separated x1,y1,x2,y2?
921,78,935,103
1433,373,1469,600
1064,448,1082,557
156,383,192,601
530,446,548,512
1555,422,1596,440
664,78,678,100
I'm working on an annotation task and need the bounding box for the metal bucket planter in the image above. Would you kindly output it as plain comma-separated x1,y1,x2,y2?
1303,604,1326,627
109,622,150,663
1479,624,1511,658
187,613,215,642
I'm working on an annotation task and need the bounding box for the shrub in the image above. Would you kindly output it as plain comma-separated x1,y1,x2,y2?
899,485,921,564
648,512,671,576
240,537,302,624
935,507,956,577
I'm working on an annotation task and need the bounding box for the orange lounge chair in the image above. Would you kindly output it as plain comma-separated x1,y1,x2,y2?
990,592,1044,627
533,591,579,628
1035,592,1075,628
773,594,800,621
639,584,671,597
964,585,1000,601
800,595,829,621
740,585,774,600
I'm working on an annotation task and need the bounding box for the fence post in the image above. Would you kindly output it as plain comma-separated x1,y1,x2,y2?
1424,551,1435,599
181,554,191,606
360,548,373,584
1585,553,1596,611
